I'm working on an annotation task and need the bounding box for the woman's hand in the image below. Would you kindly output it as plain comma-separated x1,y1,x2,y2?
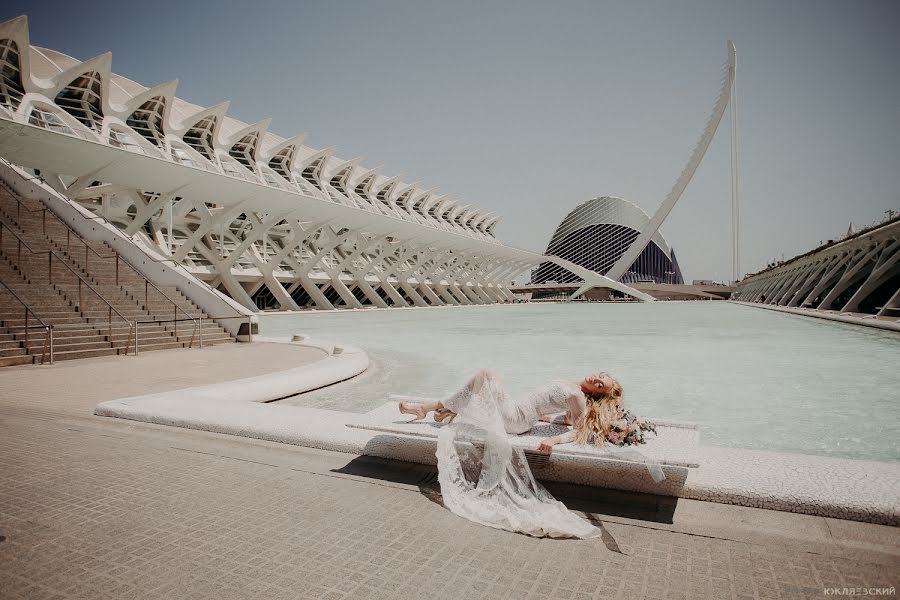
538,415,553,423
536,436,559,454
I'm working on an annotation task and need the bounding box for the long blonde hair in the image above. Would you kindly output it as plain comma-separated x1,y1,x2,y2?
574,377,624,447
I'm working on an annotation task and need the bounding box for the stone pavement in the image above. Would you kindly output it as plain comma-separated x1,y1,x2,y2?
1,345,898,599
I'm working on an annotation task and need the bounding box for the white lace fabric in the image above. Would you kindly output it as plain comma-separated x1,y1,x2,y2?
434,370,602,539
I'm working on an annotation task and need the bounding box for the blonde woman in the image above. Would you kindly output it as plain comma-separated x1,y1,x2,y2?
397,368,632,538
399,368,623,455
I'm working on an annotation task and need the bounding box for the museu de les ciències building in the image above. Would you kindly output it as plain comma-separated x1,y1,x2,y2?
0,16,735,310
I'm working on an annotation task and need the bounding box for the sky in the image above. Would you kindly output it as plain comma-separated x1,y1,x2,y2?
5,0,899,282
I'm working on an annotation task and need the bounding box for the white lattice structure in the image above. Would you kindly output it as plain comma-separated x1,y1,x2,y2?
0,15,653,310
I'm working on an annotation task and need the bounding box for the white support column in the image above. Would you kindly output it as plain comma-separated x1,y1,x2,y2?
787,260,832,307
261,273,300,311
773,267,809,306
218,271,257,311
877,286,900,317
354,276,390,308
247,221,324,312
289,273,334,310
173,204,248,264
800,254,851,307
339,236,389,308
403,244,447,306
414,247,455,304
435,284,461,305
768,273,798,304
329,275,365,309
817,243,885,309
218,211,289,269
442,255,479,304
366,242,412,307
376,242,430,307
291,227,366,309
124,190,180,236
771,268,808,305
415,281,443,306
340,236,390,308
755,276,785,303
840,239,900,313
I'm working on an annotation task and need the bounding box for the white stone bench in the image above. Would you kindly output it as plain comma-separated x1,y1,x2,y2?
348,401,701,496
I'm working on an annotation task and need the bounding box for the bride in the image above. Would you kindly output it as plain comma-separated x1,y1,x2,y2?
397,369,629,539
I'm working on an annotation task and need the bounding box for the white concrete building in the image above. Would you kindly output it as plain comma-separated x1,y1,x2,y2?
0,16,658,311
0,19,738,311
733,217,900,316
533,196,684,285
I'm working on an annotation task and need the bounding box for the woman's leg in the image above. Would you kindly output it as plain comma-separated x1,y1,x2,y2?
399,369,502,421
441,368,500,415
398,399,443,420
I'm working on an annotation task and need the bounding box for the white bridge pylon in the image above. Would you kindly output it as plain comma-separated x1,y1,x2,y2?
569,41,737,300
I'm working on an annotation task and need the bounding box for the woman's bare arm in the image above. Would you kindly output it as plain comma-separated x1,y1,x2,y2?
537,391,589,454
538,412,572,424
536,435,561,453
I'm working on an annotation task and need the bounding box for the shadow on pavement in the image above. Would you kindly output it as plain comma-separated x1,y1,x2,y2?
333,454,679,553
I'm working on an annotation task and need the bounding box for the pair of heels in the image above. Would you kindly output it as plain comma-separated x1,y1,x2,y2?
398,401,457,424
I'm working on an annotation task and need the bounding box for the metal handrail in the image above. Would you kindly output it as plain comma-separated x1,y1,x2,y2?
0,179,240,342
0,184,197,347
0,219,135,354
0,169,245,316
0,172,250,348
0,279,53,364
132,314,256,353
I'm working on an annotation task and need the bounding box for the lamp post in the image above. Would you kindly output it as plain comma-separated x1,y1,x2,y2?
665,270,675,284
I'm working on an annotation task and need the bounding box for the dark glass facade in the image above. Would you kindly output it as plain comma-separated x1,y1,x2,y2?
532,223,684,285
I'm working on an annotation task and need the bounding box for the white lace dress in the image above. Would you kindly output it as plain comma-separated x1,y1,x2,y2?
434,370,601,539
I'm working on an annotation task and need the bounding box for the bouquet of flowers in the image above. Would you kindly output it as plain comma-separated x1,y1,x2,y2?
606,410,657,446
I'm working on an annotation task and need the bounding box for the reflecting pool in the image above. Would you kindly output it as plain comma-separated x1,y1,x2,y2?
261,302,900,463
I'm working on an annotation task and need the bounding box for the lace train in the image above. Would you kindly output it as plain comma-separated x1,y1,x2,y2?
431,371,602,539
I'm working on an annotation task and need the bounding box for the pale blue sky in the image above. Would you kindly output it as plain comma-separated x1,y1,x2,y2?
6,0,899,281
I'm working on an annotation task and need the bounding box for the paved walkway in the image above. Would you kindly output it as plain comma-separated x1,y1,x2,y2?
1,344,898,599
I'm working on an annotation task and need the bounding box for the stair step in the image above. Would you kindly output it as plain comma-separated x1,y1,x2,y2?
0,355,34,367
1,317,85,326
133,341,189,352
19,332,109,343
0,183,236,368
51,347,122,361
109,333,174,343
27,340,112,353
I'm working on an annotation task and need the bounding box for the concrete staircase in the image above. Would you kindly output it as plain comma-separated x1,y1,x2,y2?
0,184,235,367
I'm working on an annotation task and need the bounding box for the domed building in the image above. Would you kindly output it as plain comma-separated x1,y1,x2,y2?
532,196,684,285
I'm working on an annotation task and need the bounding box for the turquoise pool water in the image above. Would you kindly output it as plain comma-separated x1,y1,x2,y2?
261,302,900,463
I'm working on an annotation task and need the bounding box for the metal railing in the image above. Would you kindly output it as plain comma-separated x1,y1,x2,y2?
0,279,53,364
132,314,255,354
0,164,252,311
0,174,252,351
0,185,206,349
0,218,135,355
